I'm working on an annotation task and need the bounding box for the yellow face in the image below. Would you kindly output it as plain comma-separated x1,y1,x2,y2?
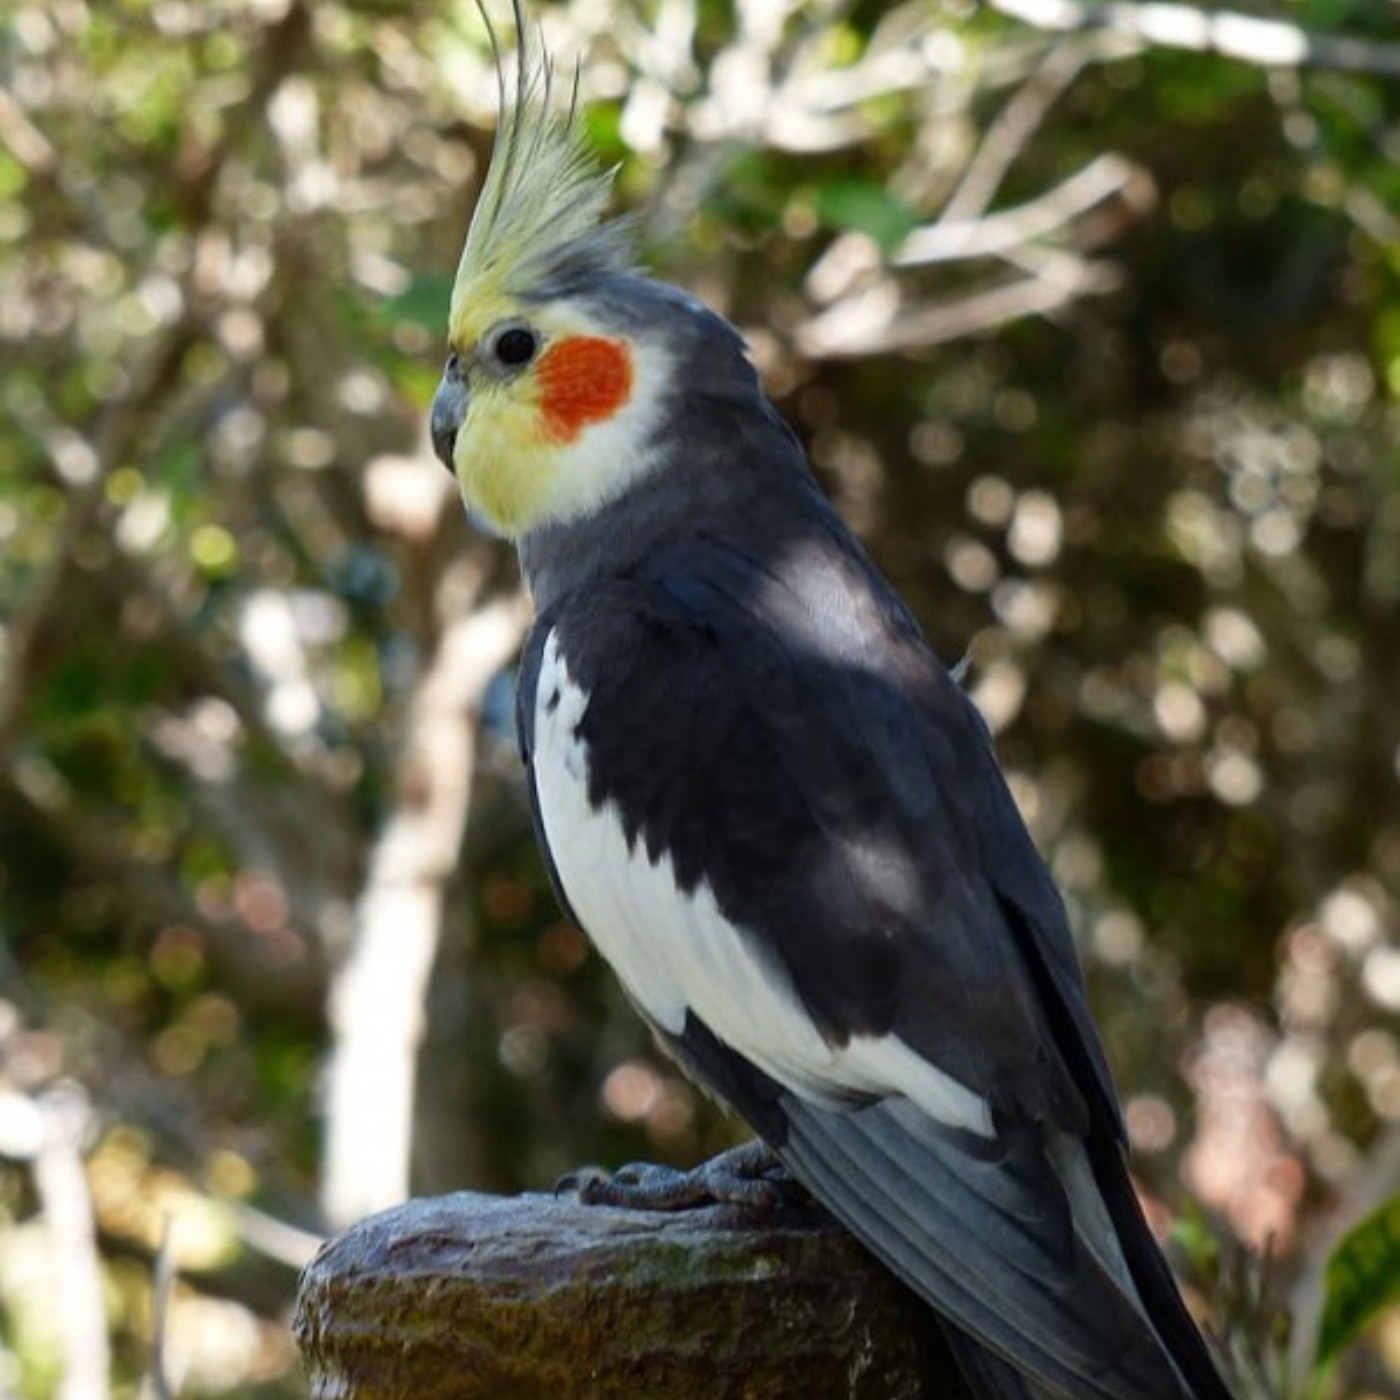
435,296,664,537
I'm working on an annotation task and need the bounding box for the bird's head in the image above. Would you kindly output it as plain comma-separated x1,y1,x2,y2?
431,10,700,538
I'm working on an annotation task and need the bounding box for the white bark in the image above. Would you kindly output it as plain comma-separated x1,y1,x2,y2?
30,1086,110,1400
987,0,1400,77
320,592,530,1229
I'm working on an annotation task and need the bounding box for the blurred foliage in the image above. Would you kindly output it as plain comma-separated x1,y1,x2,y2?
1318,1193,1400,1380
2,0,1400,1395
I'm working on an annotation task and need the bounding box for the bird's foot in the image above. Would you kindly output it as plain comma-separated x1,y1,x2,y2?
557,1140,805,1213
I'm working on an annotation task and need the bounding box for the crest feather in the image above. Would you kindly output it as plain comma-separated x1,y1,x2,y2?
450,3,630,341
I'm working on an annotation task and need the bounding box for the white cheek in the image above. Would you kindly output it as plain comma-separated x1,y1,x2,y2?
530,632,992,1138
538,341,673,525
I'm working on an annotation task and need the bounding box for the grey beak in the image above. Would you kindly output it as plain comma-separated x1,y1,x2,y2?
430,355,468,474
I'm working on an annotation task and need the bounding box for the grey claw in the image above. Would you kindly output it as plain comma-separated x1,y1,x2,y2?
557,1141,808,1213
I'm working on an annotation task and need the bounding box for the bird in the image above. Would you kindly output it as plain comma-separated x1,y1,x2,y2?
429,9,1236,1399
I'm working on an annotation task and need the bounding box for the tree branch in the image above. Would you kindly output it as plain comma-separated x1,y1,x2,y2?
896,153,1146,266
320,590,531,1228
986,0,1400,78
0,84,57,173
32,1086,110,1400
939,39,1094,226
797,255,1122,358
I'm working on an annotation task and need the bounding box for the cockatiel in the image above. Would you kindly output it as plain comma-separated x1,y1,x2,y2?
430,10,1235,1399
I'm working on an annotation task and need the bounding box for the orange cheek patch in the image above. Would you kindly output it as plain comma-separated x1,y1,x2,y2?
536,336,633,444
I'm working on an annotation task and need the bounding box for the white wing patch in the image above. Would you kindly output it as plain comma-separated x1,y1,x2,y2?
531,630,993,1138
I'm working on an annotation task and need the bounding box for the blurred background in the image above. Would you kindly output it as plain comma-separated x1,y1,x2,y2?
2,0,1399,1395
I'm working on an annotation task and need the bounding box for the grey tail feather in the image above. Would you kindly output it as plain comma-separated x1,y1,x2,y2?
1085,1127,1235,1400
939,1323,1058,1400
777,1092,1222,1400
996,901,1235,1400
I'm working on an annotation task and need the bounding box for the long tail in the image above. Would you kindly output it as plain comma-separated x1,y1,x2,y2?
1083,1120,1232,1399
939,1324,1057,1399
776,1093,1233,1400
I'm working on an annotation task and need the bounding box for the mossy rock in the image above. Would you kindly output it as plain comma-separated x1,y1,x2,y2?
294,1190,967,1399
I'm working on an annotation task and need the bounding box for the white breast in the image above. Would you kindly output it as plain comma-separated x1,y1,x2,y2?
530,629,991,1137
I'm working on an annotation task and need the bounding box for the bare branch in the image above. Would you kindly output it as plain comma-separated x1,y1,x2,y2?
0,85,58,173
320,589,532,1228
228,1201,323,1271
31,1086,110,1400
896,153,1147,266
800,145,1141,358
797,256,1122,358
986,0,1400,78
145,1218,177,1400
939,40,1092,225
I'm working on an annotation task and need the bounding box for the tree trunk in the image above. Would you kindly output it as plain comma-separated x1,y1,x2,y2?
319,594,528,1228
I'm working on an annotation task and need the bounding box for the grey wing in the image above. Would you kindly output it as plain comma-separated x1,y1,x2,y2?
530,541,1229,1400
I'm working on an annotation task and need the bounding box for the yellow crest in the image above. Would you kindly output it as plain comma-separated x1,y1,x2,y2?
449,2,630,344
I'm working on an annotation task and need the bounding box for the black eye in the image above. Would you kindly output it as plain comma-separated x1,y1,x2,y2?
493,326,539,367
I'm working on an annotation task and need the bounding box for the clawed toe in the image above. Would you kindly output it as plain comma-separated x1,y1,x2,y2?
553,1165,606,1197
557,1141,811,1213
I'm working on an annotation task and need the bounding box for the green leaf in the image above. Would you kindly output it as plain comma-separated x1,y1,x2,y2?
380,272,455,335
809,181,918,254
1315,1191,1400,1370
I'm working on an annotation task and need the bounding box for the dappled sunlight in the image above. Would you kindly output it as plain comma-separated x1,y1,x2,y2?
2,0,1400,1393
1183,1005,1305,1252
